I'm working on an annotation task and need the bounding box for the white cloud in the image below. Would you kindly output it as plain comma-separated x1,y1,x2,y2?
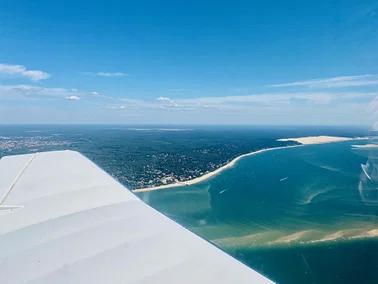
120,98,144,104
170,88,189,92
0,85,70,100
91,91,112,99
269,74,378,88
172,92,377,113
2,84,375,111
105,105,127,110
66,95,80,100
156,96,171,101
116,98,156,110
84,72,129,77
156,96,180,107
7,85,45,92
110,97,180,110
0,63,50,81
1,80,376,125
112,92,377,113
176,93,324,105
0,84,114,101
97,72,128,77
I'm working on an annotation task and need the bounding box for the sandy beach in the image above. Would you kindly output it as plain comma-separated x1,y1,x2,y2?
132,136,367,193
132,145,298,193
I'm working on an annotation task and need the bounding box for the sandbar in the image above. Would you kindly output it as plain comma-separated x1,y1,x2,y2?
277,135,367,145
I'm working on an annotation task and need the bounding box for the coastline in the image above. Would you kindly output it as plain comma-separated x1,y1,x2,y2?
132,136,368,193
132,145,299,193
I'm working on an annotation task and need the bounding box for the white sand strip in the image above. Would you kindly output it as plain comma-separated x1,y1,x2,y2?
277,135,367,145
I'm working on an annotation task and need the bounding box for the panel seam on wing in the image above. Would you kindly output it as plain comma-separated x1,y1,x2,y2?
0,153,36,205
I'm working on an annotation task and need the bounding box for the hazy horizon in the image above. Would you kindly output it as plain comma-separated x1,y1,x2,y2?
0,123,372,127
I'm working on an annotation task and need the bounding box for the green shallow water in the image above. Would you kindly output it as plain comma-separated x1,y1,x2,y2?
137,140,378,284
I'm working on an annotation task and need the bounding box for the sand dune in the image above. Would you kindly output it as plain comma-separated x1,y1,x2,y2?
277,135,367,145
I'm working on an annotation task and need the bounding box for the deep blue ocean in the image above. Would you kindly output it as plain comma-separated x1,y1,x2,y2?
137,139,378,284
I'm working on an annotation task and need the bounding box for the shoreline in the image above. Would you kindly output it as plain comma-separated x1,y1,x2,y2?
132,136,369,193
133,145,300,193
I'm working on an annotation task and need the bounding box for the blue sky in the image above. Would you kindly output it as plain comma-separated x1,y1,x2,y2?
1,0,378,125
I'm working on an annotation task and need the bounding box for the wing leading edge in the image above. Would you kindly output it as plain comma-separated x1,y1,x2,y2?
0,150,273,284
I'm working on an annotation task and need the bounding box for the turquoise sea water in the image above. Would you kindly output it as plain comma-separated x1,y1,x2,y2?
137,140,378,284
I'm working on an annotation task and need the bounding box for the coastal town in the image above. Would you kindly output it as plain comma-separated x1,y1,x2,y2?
1,132,367,191
0,136,74,153
0,132,292,190
107,151,234,190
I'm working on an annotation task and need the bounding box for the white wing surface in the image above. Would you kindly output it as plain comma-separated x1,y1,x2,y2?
0,150,273,284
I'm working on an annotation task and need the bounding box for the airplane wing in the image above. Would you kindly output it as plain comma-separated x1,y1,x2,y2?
0,150,273,284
